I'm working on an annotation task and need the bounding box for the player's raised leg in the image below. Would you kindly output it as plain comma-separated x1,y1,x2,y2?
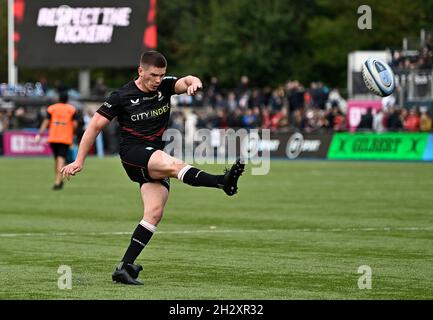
147,150,245,196
112,182,169,285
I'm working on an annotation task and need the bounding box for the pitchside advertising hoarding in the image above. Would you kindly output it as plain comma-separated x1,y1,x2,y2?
347,99,382,132
328,132,433,161
3,131,51,156
266,132,333,159
3,129,433,161
14,0,157,67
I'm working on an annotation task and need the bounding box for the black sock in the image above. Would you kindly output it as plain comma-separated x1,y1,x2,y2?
178,166,224,188
121,221,155,265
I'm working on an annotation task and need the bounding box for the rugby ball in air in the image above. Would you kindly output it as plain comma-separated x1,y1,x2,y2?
361,57,395,97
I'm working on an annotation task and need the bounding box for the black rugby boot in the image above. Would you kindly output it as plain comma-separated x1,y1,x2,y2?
112,262,143,285
221,158,245,196
125,263,143,279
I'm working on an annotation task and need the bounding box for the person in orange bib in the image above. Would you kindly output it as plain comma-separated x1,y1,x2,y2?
36,91,78,190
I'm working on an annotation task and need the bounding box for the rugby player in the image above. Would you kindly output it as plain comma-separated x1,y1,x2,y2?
61,51,245,285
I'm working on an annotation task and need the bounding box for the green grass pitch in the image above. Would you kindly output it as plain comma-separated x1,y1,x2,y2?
0,157,433,299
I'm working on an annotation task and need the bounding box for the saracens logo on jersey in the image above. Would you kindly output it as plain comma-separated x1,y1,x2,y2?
130,99,140,106
130,91,164,106
131,104,170,121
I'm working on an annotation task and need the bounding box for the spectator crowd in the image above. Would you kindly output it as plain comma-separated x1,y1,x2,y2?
168,77,349,134
1,76,433,133
390,32,433,71
1,73,433,155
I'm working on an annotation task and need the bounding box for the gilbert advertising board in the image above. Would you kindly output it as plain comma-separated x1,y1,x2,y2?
328,132,429,161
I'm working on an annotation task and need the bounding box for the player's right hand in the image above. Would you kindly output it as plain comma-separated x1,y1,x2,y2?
61,161,83,180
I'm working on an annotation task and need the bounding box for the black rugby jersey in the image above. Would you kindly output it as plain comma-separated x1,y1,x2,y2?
97,77,178,150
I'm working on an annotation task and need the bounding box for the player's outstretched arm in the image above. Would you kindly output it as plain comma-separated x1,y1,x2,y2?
61,112,110,180
175,75,203,96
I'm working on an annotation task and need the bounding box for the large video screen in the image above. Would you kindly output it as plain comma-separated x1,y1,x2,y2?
15,0,157,68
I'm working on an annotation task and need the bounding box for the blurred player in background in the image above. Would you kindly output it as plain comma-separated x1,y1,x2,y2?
36,92,77,190
61,51,245,285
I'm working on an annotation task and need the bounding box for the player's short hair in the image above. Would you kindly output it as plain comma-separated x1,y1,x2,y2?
140,51,167,68
58,91,68,103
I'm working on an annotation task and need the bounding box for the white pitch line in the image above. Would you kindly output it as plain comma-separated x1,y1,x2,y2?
0,229,272,238
0,226,432,238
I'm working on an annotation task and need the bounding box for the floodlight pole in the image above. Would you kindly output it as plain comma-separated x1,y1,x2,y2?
8,0,17,85
79,69,91,97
